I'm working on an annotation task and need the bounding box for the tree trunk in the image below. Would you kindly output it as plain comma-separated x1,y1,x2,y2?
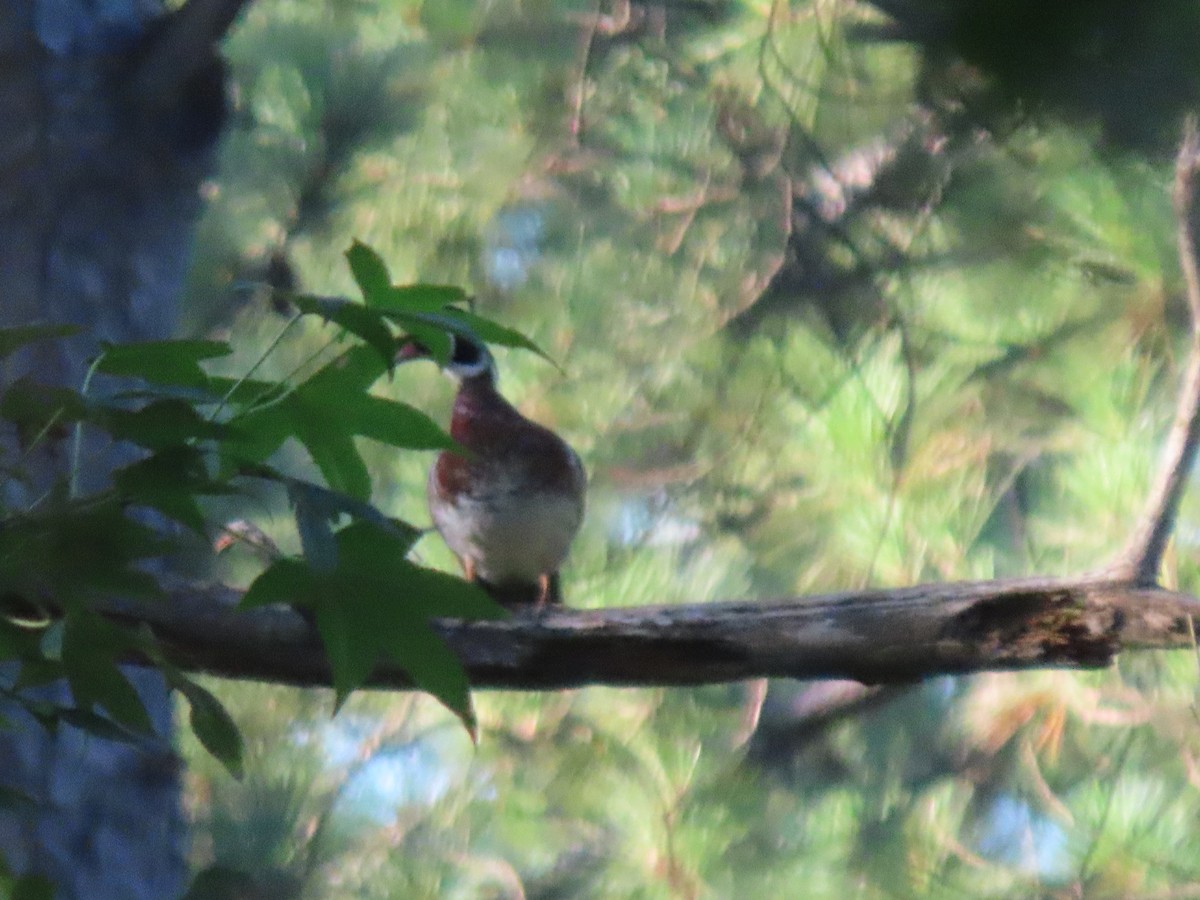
0,2,228,895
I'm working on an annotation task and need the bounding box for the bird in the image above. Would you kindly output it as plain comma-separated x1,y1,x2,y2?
398,333,586,608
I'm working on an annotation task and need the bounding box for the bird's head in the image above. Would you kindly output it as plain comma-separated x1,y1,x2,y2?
396,332,496,385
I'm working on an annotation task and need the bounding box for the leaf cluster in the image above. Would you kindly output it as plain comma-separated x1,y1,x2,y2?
0,243,538,775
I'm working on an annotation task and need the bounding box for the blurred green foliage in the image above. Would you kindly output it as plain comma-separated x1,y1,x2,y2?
180,0,1200,896
0,264,526,772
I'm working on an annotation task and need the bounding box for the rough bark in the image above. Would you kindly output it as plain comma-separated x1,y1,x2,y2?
0,1,240,895
106,576,1200,691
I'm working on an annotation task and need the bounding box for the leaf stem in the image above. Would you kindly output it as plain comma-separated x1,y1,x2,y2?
69,351,106,498
208,311,303,422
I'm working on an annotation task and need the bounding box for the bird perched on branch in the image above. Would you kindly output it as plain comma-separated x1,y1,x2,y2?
398,334,586,608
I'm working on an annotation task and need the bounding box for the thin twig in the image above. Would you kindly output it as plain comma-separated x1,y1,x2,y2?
207,310,303,422
68,351,105,498
567,0,600,143
1107,118,1200,585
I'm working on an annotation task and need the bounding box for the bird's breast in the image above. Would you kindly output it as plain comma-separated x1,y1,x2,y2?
429,468,584,584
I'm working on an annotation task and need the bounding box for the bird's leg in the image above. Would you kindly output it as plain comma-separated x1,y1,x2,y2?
535,573,551,610
462,556,476,583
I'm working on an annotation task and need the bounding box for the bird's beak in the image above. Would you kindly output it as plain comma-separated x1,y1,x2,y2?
395,337,431,364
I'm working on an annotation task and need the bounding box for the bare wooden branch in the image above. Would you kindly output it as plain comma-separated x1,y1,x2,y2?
1109,119,1200,583
103,577,1200,691
74,123,1200,696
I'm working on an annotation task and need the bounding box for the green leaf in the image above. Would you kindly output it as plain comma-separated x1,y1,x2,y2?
0,378,87,440
431,307,549,355
15,659,66,691
371,284,470,315
0,620,41,661
293,347,453,450
285,479,422,572
385,615,477,738
0,323,79,360
289,293,397,369
285,479,421,540
223,346,454,499
0,497,169,602
345,395,453,450
293,343,393,397
313,522,500,724
401,564,509,620
113,445,233,535
300,428,372,500
395,320,455,364
83,665,153,734
61,614,153,734
243,522,493,731
96,340,231,388
316,567,481,730
345,240,392,301
12,873,55,900
110,383,226,406
391,307,554,364
204,375,287,411
291,488,339,573
215,404,292,475
55,707,143,745
174,677,244,779
313,599,375,711
102,399,230,450
220,354,378,493
241,559,315,610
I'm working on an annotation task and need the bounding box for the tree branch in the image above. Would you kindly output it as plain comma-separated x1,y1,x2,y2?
104,576,1200,691
1108,119,1200,584
79,124,1200,696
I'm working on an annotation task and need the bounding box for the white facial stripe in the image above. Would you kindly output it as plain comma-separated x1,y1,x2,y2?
445,335,496,381
447,355,493,379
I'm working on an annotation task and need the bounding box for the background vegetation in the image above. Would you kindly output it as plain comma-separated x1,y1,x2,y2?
175,0,1200,896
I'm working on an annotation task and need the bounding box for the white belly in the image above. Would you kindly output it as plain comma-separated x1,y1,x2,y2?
431,488,583,585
